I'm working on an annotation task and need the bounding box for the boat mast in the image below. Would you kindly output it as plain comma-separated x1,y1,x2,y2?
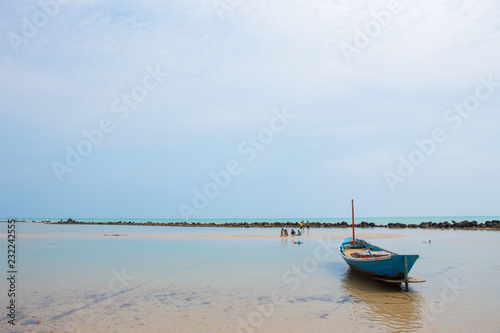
351,199,356,244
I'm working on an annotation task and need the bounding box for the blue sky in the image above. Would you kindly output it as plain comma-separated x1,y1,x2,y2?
1,0,499,219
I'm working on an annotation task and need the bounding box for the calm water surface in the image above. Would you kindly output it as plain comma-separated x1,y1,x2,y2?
0,223,499,332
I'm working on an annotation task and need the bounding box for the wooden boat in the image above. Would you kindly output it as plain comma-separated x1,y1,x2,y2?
339,200,424,290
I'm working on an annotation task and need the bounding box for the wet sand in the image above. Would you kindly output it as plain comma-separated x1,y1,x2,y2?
8,228,408,240
131,232,407,240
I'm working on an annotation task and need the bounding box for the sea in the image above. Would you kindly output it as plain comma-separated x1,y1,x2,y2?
0,217,499,332
12,215,500,225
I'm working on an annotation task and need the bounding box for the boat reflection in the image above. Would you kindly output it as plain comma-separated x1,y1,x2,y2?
338,268,426,332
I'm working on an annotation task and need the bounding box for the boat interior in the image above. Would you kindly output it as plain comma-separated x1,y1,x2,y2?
343,247,392,258
341,239,393,259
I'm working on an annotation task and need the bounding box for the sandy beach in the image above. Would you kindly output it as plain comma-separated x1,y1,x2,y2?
11,227,409,240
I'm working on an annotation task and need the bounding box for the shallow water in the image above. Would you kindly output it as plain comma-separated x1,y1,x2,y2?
0,223,499,332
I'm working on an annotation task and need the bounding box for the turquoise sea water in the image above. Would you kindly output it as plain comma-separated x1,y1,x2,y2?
1,222,499,332
7,216,500,225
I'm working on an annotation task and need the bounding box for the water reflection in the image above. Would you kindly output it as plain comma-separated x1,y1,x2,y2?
338,268,425,332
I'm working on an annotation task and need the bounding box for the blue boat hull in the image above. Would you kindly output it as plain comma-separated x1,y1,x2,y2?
339,237,419,280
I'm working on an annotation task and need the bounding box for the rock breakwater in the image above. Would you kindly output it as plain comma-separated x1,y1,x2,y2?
55,219,500,230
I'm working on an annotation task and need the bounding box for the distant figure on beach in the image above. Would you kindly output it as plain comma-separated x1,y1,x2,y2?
291,229,296,236
306,220,310,229
281,228,285,237
297,229,302,236
300,220,304,230
284,229,288,236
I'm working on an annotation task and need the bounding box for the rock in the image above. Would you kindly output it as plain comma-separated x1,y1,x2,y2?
419,222,430,229
53,218,499,230
388,223,406,228
484,221,500,228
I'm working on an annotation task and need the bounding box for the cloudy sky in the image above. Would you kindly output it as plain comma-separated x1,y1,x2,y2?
1,0,499,219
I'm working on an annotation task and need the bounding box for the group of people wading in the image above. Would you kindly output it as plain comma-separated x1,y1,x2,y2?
280,220,310,237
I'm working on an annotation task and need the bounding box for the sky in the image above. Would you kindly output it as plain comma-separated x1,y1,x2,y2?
1,0,499,219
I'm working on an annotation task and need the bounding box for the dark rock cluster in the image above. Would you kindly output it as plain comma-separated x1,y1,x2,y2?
56,219,500,229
